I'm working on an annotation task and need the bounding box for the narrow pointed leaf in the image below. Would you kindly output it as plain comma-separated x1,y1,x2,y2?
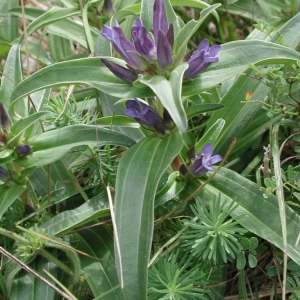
139,64,188,132
115,132,183,299
15,125,135,167
0,185,26,219
42,193,109,236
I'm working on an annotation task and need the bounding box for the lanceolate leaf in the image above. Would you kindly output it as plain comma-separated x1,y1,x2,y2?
15,125,135,167
195,168,300,265
10,40,300,103
139,63,189,133
0,185,26,218
76,227,125,300
114,132,183,299
42,193,110,236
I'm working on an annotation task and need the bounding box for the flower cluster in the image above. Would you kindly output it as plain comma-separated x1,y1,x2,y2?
179,142,222,177
101,0,220,83
123,99,174,134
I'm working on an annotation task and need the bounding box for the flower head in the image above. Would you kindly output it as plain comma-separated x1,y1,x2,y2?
190,143,222,176
101,0,220,83
124,99,168,134
184,39,221,78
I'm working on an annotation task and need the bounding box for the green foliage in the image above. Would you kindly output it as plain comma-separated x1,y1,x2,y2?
182,197,247,265
0,0,300,299
148,251,211,300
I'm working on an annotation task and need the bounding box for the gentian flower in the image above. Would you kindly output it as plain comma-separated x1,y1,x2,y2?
123,99,168,134
184,39,221,78
190,143,222,176
101,0,220,83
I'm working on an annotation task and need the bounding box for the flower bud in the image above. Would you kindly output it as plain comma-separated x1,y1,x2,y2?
16,143,33,156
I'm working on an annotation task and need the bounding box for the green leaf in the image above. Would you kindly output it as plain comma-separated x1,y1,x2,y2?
248,253,257,268
155,171,187,207
114,132,183,300
8,111,51,147
42,193,109,236
76,227,125,299
9,258,57,300
10,57,152,102
196,168,300,266
195,118,225,153
97,116,140,128
236,252,246,270
19,7,80,45
9,7,97,49
0,44,26,118
0,185,26,219
15,125,135,167
185,104,224,119
139,63,189,132
0,0,19,42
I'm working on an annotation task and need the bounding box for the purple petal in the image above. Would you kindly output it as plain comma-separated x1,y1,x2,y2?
201,143,214,156
101,59,137,83
157,30,172,69
102,24,144,69
184,40,220,78
209,44,221,56
197,39,210,51
124,99,167,134
210,154,222,164
153,0,169,42
132,18,156,60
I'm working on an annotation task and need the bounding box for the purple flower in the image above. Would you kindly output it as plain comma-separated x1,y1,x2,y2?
101,0,174,81
101,58,138,83
184,39,221,78
131,18,156,62
101,0,220,83
102,21,145,70
153,0,174,69
190,143,222,176
124,99,167,134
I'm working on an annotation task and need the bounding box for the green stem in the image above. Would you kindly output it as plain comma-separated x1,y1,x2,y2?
272,124,287,299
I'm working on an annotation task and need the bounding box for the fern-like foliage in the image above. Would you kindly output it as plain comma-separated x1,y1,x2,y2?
182,196,247,266
148,251,212,300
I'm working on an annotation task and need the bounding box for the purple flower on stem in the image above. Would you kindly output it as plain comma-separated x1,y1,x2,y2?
102,21,145,70
131,18,156,62
124,99,167,134
101,0,174,81
101,58,138,83
184,39,221,78
190,143,222,176
101,0,220,82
